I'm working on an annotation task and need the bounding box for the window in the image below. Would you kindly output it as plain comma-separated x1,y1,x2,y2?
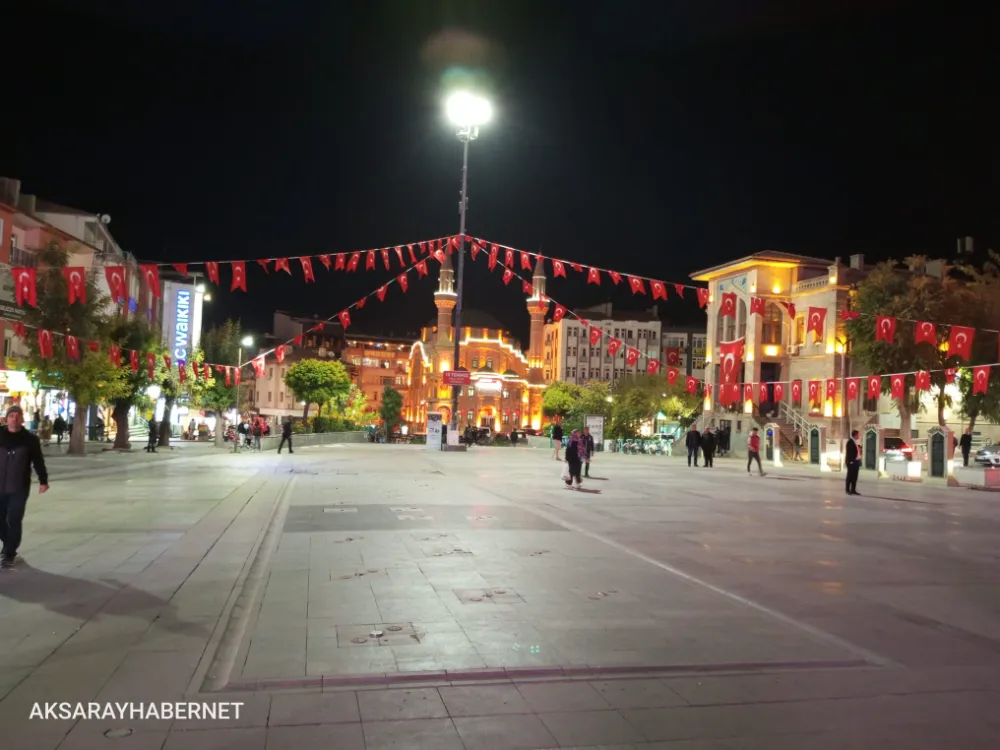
692,357,705,370
502,390,510,399
279,391,284,402
472,358,479,368
502,412,510,424
486,358,493,369
466,386,474,396
267,392,272,402
604,370,610,379
380,376,392,385
268,367,274,379
395,375,405,385
255,391,260,402
466,410,474,423
626,330,633,339
565,367,572,378
794,316,805,347
373,391,378,401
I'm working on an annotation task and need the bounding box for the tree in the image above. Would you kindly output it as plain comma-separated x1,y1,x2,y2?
379,386,403,432
194,320,242,445
13,242,128,455
156,347,211,446
953,253,1000,431
106,317,161,449
283,359,351,418
328,384,376,427
541,381,581,420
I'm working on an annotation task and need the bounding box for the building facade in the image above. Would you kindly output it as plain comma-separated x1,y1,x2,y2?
402,254,546,431
662,326,707,381
341,334,411,416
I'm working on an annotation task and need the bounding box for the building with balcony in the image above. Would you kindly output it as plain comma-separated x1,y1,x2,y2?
341,334,411,415
403,253,547,431
662,326,707,381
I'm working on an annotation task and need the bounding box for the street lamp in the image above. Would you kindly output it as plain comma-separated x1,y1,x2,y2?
445,90,492,433
233,335,254,452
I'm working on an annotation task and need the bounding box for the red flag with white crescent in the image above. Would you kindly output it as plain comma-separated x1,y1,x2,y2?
398,272,409,293
719,292,737,318
972,365,990,395
608,271,621,285
502,269,514,286
300,257,316,282
890,374,905,400
758,382,769,403
552,260,566,278
109,345,122,368
587,267,601,285
520,251,533,270
206,262,220,285
774,382,784,402
105,266,127,303
365,251,376,271
625,347,640,366
319,254,332,269
806,307,827,341
589,326,602,345
335,254,346,270
667,367,679,386
252,357,265,379
347,252,360,271
130,349,139,373
38,329,53,358
275,345,285,363
867,374,881,399
697,288,709,309
915,370,930,392
791,380,802,402
66,335,80,360
947,325,975,361
846,377,860,401
808,380,820,401
63,267,87,304
146,352,156,380
628,276,646,295
651,280,667,300
875,315,896,343
339,309,351,330
231,261,247,292
552,304,567,322
139,264,161,298
914,320,936,345
646,359,661,375
749,297,766,316
607,338,622,357
685,376,697,394
718,338,744,384
825,378,837,400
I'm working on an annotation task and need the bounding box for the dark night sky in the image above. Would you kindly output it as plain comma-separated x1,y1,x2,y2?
2,1,995,346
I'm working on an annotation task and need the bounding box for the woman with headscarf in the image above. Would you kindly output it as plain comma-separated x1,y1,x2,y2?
564,429,587,489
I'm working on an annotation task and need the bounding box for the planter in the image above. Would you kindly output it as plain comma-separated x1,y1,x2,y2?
887,458,922,482
953,466,1000,489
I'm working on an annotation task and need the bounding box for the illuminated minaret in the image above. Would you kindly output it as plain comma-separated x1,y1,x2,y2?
526,255,547,369
434,252,457,352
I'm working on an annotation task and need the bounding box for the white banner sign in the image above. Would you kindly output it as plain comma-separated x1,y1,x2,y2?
426,412,443,451
585,414,605,451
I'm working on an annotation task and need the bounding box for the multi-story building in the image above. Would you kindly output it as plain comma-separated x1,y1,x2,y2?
543,303,662,386
403,253,547,431
662,326,707,381
341,334,412,415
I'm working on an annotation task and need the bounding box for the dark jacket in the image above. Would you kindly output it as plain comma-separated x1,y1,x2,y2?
685,429,701,449
846,437,860,464
565,439,580,463
700,431,716,452
552,425,564,441
583,433,595,456
959,433,972,452
282,421,292,438
0,427,48,496
53,416,67,434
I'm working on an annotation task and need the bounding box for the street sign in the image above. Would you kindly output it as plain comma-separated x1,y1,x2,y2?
443,370,471,386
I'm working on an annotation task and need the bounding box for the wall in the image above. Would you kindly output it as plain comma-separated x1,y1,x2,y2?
256,429,367,451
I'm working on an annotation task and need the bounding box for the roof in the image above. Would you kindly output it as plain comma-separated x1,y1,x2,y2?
568,309,660,323
34,199,93,217
691,251,833,281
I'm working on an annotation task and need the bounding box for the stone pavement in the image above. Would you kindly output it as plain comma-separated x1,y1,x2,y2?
0,443,998,748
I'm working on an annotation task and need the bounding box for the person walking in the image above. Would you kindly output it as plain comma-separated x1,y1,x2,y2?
39,416,53,447
510,429,519,448
0,405,49,569
252,418,263,452
747,427,766,476
563,429,584,489
278,418,293,454
701,428,715,468
145,416,158,453
793,432,803,461
551,422,564,461
685,425,701,467
845,429,861,495
53,415,67,446
959,428,973,467
582,426,595,477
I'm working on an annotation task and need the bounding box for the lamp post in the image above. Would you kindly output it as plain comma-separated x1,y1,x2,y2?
233,335,254,452
445,91,492,433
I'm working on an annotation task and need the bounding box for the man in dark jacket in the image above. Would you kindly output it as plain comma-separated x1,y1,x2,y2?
582,426,595,477
959,428,973,467
278,419,293,454
701,428,716,468
146,416,157,453
685,426,701,467
845,429,861,495
0,405,49,568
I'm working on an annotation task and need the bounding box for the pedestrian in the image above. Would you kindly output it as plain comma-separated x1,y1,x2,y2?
278,418,293,454
793,432,803,461
959,428,973,467
39,415,53,447
845,429,861,495
701,428,715,468
685,424,701,467
510,429,519,448
563,429,584,489
146,415,157,453
747,427,766,476
582,426,595,477
551,422,564,461
252,418,263,451
53,415,66,446
0,405,49,569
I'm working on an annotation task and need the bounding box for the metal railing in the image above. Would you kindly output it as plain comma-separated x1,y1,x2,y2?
779,401,811,435
792,276,831,293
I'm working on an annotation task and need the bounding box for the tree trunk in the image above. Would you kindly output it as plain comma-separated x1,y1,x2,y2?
967,407,979,434
68,400,88,456
936,391,947,427
158,397,175,447
302,402,310,419
112,403,131,449
214,416,224,448
896,398,912,442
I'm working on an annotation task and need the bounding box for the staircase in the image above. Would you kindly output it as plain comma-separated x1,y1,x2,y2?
749,403,805,456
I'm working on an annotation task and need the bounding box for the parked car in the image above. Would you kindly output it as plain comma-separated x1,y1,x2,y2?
974,444,1000,467
882,437,914,459
521,428,542,436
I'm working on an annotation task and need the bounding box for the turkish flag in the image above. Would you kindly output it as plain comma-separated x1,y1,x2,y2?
522,280,532,294
647,359,661,375
66,335,80,360
335,254,346,271
914,321,936,345
781,302,796,320
504,248,514,268
177,361,187,384
488,246,499,270
224,367,232,387
807,307,827,341
587,267,601,285
842,309,860,321
674,284,685,298
774,382,784,402
628,276,646,295
945,368,957,384
972,365,991,395
191,360,199,379
398,272,409,293
356,296,366,309
569,263,583,273
608,271,622,285
750,297,766,316
875,315,896,343
172,263,188,276
469,240,481,260
381,248,391,270
890,374,905,400
258,259,271,273
664,347,680,366
553,260,566,278
744,383,753,403
697,288,710,309
275,344,285,363
607,338,622,357
347,252,360,271
87,339,99,351
625,347,640,366
719,292,737,319
846,377,861,401
667,367,679,386
915,370,931,392
338,309,351,330
146,352,156,380
377,285,388,301
300,257,316,282
759,382,769,403
520,251,533,270
825,378,837,400
867,374,881,399
139,264,161,298
651,280,667,300
791,380,802,403
685,376,698,394
718,338,744,384
38,329,53,358
234,367,241,386
130,349,139,374
231,261,247,292
63,267,87,304
808,380,820,402
163,354,171,370
319,253,333,269
415,259,429,277
13,322,25,339
589,326,602,345
502,269,514,285
252,357,265,378
105,266,127,303
109,345,122,367
947,325,975,361
271,257,289,275
206,261,220,285
202,362,211,380
553,304,567,322
364,251,375,271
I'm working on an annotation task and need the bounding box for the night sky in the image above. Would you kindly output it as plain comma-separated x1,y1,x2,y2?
2,1,995,347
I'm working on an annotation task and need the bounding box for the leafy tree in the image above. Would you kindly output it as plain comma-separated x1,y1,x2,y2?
12,242,128,455
379,386,403,432
283,358,351,418
156,347,211,446
106,317,160,449
541,381,581,420
953,253,1000,431
194,320,242,445
327,384,376,427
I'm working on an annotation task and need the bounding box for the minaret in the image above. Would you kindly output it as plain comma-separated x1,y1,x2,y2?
434,252,457,352
526,255,547,369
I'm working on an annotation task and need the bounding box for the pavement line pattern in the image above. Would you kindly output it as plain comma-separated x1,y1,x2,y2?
198,474,298,691
486,489,898,670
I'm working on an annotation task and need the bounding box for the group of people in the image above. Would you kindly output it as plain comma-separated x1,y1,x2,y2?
551,423,595,489
684,425,720,468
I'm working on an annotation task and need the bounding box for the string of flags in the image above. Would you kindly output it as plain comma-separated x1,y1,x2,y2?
473,251,998,400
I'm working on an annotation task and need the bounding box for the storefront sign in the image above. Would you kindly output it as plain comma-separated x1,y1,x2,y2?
443,370,472,386
173,289,191,362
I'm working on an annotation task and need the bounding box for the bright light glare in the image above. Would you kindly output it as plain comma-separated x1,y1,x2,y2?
241,336,254,347
446,91,492,126
196,284,206,293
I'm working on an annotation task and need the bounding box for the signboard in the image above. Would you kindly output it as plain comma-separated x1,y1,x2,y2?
0,302,24,321
585,414,605,451
443,370,471,387
162,281,203,367
173,289,192,362
426,412,443,451
476,377,502,394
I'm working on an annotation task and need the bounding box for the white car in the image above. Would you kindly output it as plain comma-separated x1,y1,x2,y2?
974,445,1000,467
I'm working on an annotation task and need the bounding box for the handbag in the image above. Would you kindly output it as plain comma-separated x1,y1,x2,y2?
560,462,571,481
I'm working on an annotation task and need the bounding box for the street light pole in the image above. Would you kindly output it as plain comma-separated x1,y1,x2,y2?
450,134,472,432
